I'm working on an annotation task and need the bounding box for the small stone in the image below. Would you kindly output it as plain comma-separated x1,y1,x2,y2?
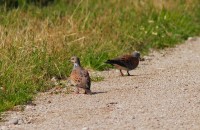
82,127,89,130
108,102,118,105
27,101,36,106
187,37,197,42
25,105,32,110
27,120,32,124
18,119,24,125
1,126,8,130
51,77,59,85
143,56,152,61
12,105,24,111
8,118,18,125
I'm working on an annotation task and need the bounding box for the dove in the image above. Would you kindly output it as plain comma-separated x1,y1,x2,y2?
70,56,91,94
105,52,140,76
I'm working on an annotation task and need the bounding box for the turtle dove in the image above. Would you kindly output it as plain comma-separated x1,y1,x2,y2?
105,52,140,76
70,56,91,94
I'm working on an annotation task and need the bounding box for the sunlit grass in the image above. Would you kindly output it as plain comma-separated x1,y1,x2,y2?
0,0,200,112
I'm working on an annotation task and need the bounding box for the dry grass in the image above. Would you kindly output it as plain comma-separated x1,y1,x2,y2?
0,0,200,112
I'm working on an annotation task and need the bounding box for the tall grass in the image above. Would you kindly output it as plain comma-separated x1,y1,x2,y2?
0,0,200,112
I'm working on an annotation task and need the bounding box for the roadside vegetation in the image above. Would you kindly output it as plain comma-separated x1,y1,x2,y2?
0,0,200,112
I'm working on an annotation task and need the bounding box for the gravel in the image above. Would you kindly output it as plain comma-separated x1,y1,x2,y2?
1,37,200,130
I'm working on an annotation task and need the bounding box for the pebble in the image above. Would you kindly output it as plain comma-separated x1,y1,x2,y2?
8,118,18,125
82,127,89,130
1,126,8,130
25,105,33,110
18,119,24,125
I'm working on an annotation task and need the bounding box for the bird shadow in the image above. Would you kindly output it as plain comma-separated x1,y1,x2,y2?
127,74,138,76
91,91,107,95
121,74,139,77
126,73,153,77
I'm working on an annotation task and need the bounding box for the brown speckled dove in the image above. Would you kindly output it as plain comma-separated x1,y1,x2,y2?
70,56,91,94
105,52,140,76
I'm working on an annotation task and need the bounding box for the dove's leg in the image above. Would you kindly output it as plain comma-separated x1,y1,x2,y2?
84,89,92,95
120,70,124,76
74,87,79,94
127,71,131,76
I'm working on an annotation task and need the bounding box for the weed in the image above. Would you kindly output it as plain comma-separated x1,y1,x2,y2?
0,0,200,112
91,76,104,82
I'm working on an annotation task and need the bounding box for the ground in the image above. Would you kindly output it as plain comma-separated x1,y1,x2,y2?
1,37,200,130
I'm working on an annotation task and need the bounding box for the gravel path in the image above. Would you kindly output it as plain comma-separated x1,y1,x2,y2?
1,37,200,130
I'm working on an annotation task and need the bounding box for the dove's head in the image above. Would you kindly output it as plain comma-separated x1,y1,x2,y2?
70,56,81,67
132,51,140,59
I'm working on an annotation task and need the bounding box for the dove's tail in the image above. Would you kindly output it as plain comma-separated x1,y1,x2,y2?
105,60,117,65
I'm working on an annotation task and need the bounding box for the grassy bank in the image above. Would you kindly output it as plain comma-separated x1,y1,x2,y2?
0,0,200,112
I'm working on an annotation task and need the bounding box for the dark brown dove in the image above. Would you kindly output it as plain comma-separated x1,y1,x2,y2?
105,52,140,76
70,56,91,94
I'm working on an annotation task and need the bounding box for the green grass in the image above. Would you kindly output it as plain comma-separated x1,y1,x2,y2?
0,0,200,112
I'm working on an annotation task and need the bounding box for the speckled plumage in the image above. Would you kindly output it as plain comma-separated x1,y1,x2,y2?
70,56,91,94
105,52,140,76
